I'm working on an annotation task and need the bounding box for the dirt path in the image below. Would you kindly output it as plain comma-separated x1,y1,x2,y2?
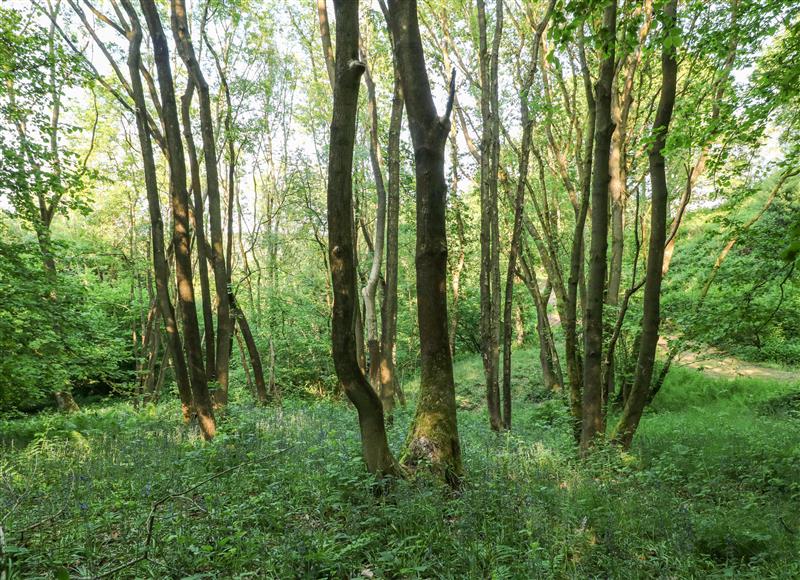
657,336,798,382
546,305,795,382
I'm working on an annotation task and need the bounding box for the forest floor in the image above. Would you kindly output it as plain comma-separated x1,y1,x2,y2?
1,351,799,579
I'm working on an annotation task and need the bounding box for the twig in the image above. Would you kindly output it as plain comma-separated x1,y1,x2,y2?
16,506,67,541
89,446,293,579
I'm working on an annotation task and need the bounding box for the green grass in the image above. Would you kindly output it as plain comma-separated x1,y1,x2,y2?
1,351,799,578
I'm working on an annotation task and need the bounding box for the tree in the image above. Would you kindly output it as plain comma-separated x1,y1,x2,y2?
477,0,504,431
327,0,399,477
581,0,617,453
139,0,216,439
387,0,462,484
170,0,234,406
613,0,680,449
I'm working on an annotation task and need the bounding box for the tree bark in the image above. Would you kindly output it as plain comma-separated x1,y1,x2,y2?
581,0,617,453
379,69,405,414
140,0,216,439
180,78,216,381
501,0,555,431
122,0,195,426
232,293,269,405
388,0,462,485
448,138,466,358
317,0,336,88
562,31,595,443
519,252,562,392
327,0,399,477
477,0,503,431
361,51,388,394
170,0,233,405
613,0,679,449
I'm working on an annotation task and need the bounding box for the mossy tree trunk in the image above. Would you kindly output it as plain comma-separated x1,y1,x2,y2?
388,0,462,485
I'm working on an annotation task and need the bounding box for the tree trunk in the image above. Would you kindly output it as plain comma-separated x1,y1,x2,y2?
581,0,617,453
379,70,404,414
170,0,233,406
361,52,388,394
388,0,462,485
54,391,80,413
501,0,555,430
180,78,216,382
327,0,399,478
317,0,336,88
477,0,503,431
519,253,562,392
232,293,269,405
448,143,466,358
613,0,679,449
122,0,195,425
563,32,595,443
235,329,254,395
140,0,216,439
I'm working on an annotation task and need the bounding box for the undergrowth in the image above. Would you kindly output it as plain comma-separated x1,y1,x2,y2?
1,353,798,578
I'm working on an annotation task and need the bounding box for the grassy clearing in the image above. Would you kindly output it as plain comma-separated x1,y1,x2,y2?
1,351,799,579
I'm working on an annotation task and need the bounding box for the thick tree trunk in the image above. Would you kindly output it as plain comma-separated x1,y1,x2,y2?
122,0,194,425
581,0,617,453
388,0,462,485
140,0,216,439
328,0,399,477
613,0,679,449
170,0,233,406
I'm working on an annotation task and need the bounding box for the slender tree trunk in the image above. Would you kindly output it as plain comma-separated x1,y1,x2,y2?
581,0,617,453
563,32,595,443
232,294,269,404
170,0,233,405
477,0,503,431
613,0,679,449
606,90,625,307
140,0,216,439
379,71,404,414
327,0,399,477
180,78,216,381
317,0,336,88
448,140,466,358
652,167,797,399
361,53,388,393
235,329,254,395
122,0,195,425
501,191,523,429
501,0,555,430
519,253,562,392
388,0,462,485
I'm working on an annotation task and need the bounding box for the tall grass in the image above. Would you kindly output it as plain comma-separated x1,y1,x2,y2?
1,353,798,578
